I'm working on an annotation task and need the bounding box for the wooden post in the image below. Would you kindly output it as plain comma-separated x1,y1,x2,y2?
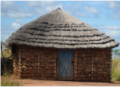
92,56,93,81
74,50,77,81
54,49,57,80
38,49,40,79
1,41,3,58
109,49,112,83
19,46,22,77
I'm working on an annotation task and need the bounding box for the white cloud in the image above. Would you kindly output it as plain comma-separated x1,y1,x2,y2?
1,1,32,18
1,1,16,8
105,1,120,19
98,25,120,30
27,1,54,8
1,26,16,42
85,6,98,14
105,30,120,37
1,19,25,42
46,5,62,12
107,1,116,8
15,19,23,24
41,1,54,6
26,1,39,7
9,19,25,29
2,19,25,33
94,25,120,37
26,1,63,15
2,13,32,18
112,11,120,20
1,35,11,42
10,22,21,29
76,12,88,18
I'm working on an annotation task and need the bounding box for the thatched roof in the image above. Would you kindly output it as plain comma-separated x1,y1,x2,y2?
4,8,119,49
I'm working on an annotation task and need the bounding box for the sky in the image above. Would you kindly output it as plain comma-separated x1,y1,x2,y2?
1,1,120,49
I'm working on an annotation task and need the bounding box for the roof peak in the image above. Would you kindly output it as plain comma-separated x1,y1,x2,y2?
56,7,61,10
35,7,88,25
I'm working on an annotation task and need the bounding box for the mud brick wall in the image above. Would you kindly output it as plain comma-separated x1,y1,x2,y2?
39,48,57,80
13,45,57,80
21,46,39,79
13,46,21,76
74,48,111,82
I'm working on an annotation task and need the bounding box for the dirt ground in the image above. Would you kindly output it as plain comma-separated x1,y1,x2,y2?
1,75,120,86
17,79,120,86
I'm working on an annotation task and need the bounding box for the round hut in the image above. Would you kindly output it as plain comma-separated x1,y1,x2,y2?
4,8,119,82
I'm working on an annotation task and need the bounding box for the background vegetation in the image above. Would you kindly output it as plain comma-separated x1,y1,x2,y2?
1,47,21,86
111,49,120,81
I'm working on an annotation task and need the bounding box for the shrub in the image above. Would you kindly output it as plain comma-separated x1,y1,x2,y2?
1,47,12,58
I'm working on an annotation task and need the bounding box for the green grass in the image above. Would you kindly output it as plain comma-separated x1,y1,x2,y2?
1,64,22,86
1,73,21,86
1,79,20,86
111,58,120,81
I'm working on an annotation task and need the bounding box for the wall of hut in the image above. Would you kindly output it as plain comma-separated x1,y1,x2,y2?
13,45,57,80
13,45,111,82
74,48,111,82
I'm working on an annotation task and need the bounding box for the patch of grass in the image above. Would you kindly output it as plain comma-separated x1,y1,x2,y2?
111,58,120,81
1,65,22,86
1,70,22,86
1,79,20,86
3,71,11,77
